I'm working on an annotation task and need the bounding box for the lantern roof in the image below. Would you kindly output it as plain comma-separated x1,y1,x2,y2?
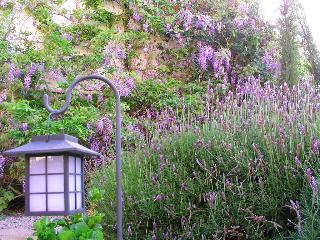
3,134,100,157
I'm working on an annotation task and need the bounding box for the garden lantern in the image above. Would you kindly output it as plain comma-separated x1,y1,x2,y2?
4,134,100,216
4,75,123,239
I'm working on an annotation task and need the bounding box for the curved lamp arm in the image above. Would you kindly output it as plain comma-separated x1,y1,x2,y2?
43,75,123,240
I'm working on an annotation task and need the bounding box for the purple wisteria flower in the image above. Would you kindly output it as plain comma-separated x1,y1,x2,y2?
237,3,249,15
164,23,172,32
23,63,39,89
22,177,26,192
262,50,279,75
143,23,149,32
133,10,141,22
0,1,7,8
126,77,135,90
8,62,15,83
62,33,72,42
195,14,212,31
28,63,37,76
233,18,245,29
23,75,31,89
180,9,193,30
114,47,126,60
0,90,7,103
198,45,213,70
20,123,29,132
48,69,63,81
0,155,5,178
14,68,21,78
96,117,112,135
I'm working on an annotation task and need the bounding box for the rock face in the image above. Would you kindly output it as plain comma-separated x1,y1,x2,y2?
1,0,187,91
103,1,123,15
52,0,85,26
4,3,43,50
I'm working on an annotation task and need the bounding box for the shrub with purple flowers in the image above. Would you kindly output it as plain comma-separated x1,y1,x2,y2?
91,79,320,239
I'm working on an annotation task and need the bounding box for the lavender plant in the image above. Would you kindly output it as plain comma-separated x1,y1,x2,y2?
91,78,320,239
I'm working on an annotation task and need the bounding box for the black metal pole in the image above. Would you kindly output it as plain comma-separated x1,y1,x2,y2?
43,75,123,240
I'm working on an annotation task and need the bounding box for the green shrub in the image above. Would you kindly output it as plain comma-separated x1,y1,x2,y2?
31,188,105,240
0,187,14,212
31,213,104,240
90,123,315,239
288,186,320,240
126,79,206,111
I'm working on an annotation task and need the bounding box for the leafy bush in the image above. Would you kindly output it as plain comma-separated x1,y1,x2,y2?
288,186,320,239
0,187,14,212
126,79,206,111
92,126,306,239
31,188,104,240
31,213,104,240
90,80,320,239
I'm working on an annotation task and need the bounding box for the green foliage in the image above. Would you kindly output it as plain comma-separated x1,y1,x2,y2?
0,187,14,212
32,188,105,240
91,9,117,26
44,32,73,56
117,31,149,49
126,79,206,111
32,214,104,240
0,24,10,64
90,121,316,239
83,0,104,9
89,30,113,53
288,187,320,239
279,0,301,86
299,14,320,83
31,3,57,31
67,24,102,43
2,98,98,143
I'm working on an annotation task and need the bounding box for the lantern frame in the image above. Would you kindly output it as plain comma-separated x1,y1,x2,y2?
24,153,85,216
4,133,100,216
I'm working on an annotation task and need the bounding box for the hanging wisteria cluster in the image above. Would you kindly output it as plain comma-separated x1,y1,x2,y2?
131,0,279,87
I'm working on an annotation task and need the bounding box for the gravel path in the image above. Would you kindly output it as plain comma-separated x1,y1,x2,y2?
0,214,40,230
0,214,62,239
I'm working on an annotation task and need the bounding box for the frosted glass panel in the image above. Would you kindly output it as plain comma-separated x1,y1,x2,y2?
47,175,64,192
29,175,46,193
30,194,46,212
69,175,75,192
69,156,75,173
69,193,75,210
30,156,45,174
76,193,82,209
48,194,65,211
47,156,64,173
76,158,82,174
76,176,82,191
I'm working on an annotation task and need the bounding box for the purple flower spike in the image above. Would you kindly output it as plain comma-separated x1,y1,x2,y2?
23,75,31,89
133,10,141,22
8,62,15,83
28,63,37,76
20,123,29,132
